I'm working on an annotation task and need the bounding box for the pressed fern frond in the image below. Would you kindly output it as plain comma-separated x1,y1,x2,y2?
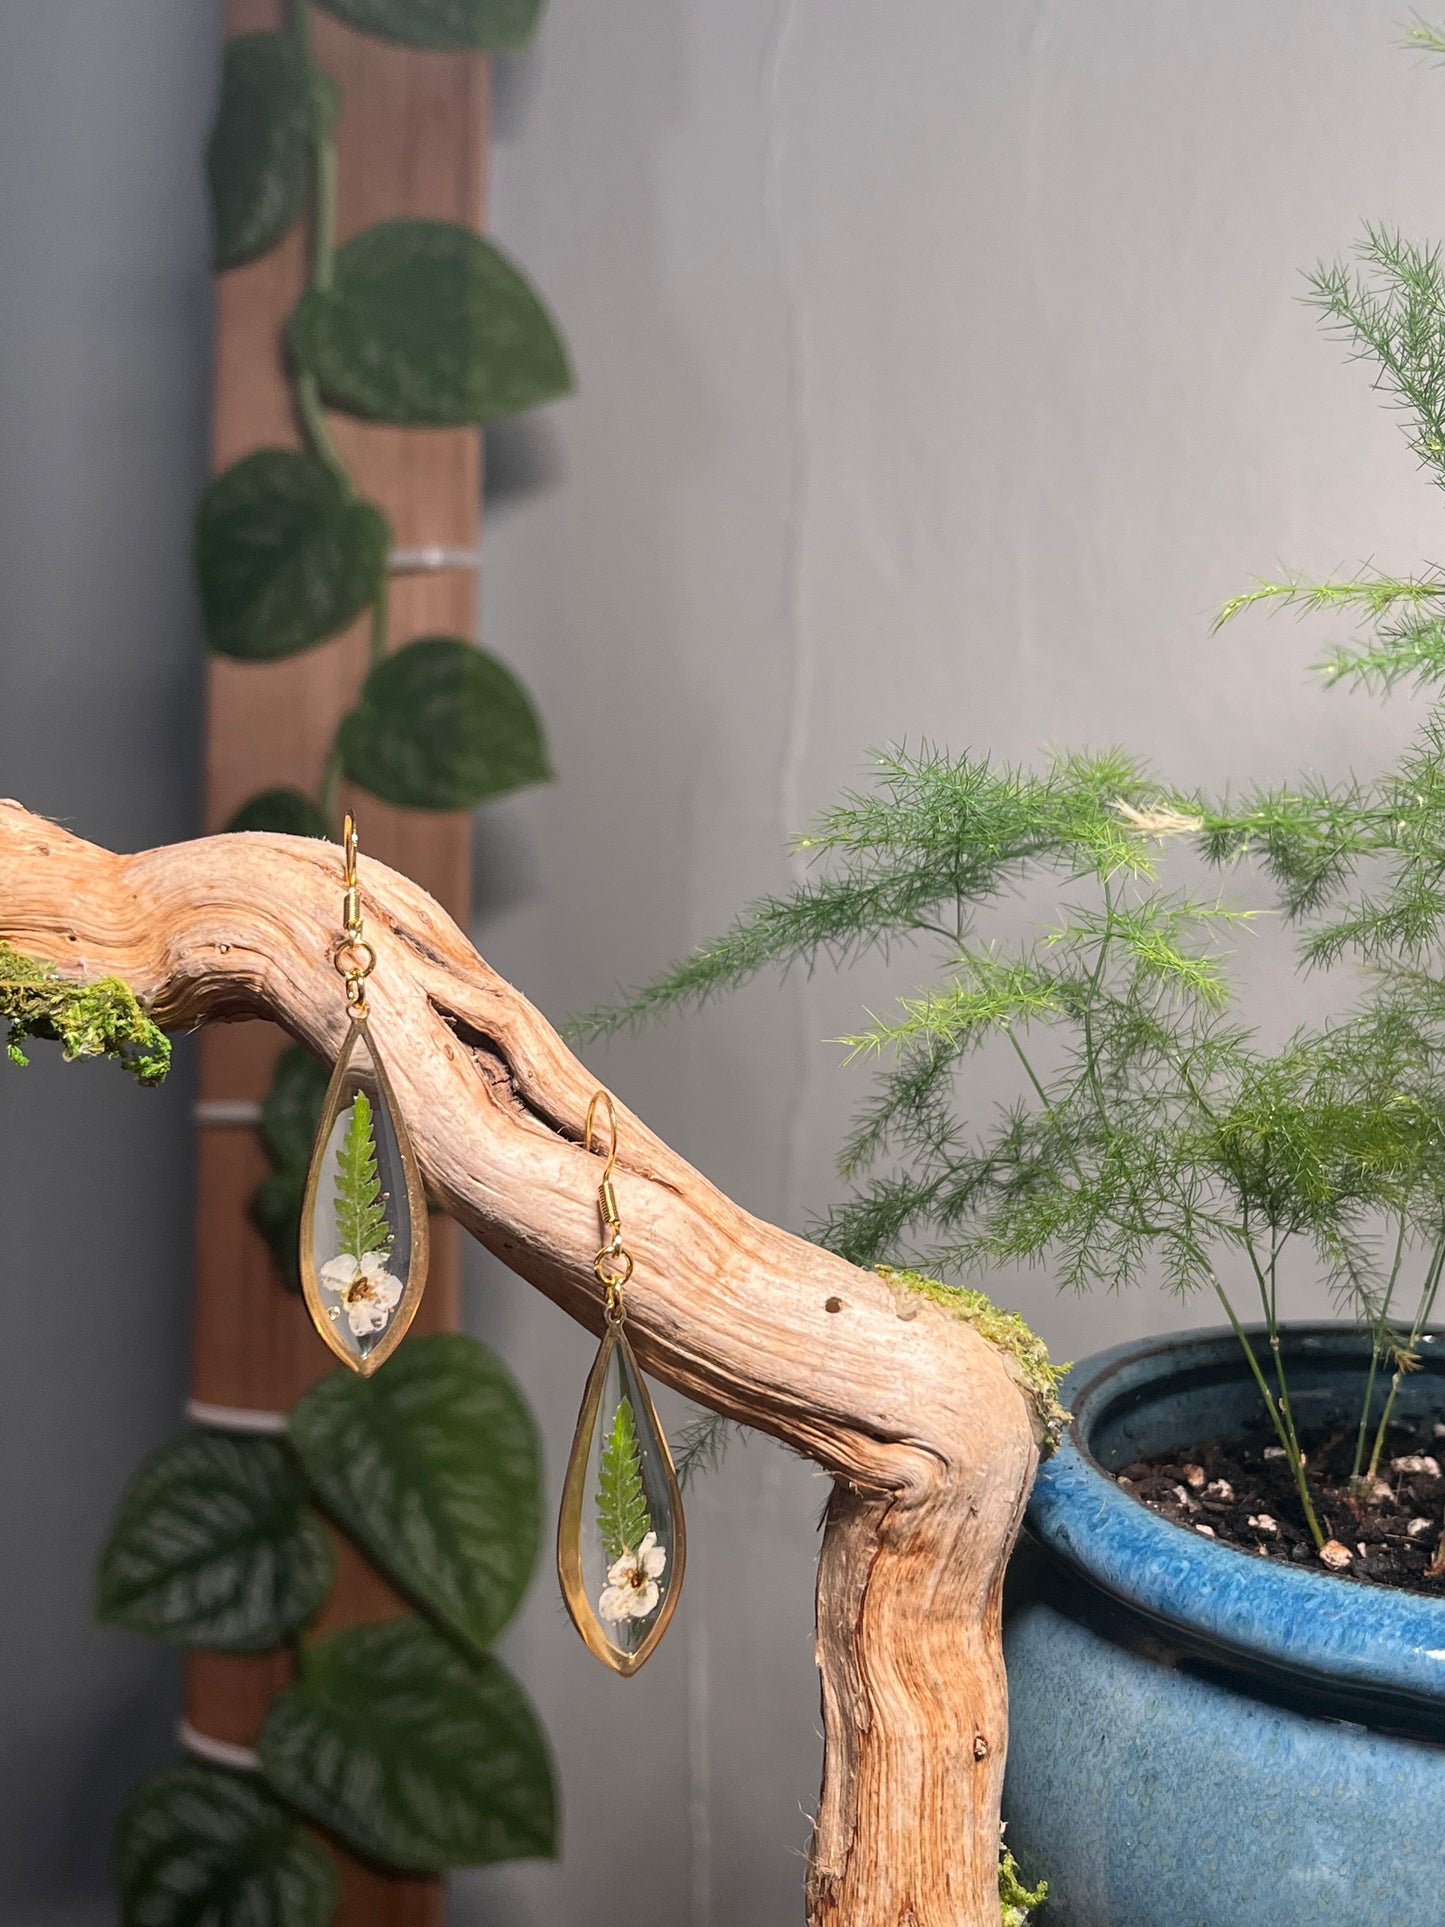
334,1091,391,1261
596,1396,651,1560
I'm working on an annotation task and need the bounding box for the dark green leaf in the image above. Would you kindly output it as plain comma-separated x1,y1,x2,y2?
259,1617,556,1871
96,1431,332,1651
318,0,543,51
338,636,550,811
290,220,570,426
249,1046,330,1292
226,788,335,841
290,1333,541,1651
197,450,390,661
260,1045,330,1172
207,34,318,270
250,1166,306,1294
118,1760,336,1927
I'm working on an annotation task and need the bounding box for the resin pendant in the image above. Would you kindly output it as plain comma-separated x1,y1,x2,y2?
298,1015,428,1376
557,1322,685,1676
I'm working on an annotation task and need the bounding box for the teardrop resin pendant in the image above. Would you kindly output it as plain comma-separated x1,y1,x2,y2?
558,1323,686,1675
298,1015,429,1376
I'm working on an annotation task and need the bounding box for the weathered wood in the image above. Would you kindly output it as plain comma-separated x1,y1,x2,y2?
0,806,1040,1927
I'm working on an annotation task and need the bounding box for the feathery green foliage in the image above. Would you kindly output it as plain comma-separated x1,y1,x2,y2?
579,61,1445,1553
0,942,170,1084
333,1090,391,1261
596,1396,651,1562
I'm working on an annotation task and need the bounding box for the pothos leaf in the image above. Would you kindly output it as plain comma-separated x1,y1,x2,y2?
261,1046,331,1172
207,34,319,270
289,1333,542,1653
95,1431,332,1651
247,1047,330,1292
196,449,390,661
317,0,545,52
338,636,550,811
258,1616,557,1871
334,1090,390,1260
117,1760,336,1927
289,219,571,426
596,1397,651,1562
226,788,335,841
250,1167,306,1295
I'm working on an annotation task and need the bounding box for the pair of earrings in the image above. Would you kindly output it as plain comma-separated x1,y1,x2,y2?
295,819,685,1674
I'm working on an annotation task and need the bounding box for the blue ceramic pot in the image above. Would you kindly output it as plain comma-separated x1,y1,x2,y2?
1002,1323,1445,1927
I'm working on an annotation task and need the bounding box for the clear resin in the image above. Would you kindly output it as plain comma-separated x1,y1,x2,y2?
299,1016,428,1375
558,1324,685,1674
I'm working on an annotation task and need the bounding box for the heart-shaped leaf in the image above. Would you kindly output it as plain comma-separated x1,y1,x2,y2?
225,788,335,840
338,636,550,810
290,220,571,426
318,0,544,51
118,1760,336,1927
197,450,390,660
259,1617,556,1871
290,1333,541,1651
208,34,318,270
96,1431,332,1651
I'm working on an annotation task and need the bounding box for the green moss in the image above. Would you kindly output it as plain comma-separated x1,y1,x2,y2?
0,942,169,1085
999,1841,1048,1924
876,1265,1069,1449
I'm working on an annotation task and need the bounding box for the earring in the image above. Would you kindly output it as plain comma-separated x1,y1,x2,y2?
557,1090,686,1675
298,813,429,1376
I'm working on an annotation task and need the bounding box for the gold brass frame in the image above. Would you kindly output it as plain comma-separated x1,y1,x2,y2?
557,1322,687,1677
298,1012,430,1377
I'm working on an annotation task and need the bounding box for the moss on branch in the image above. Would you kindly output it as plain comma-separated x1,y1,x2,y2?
0,942,169,1085
877,1266,1068,1449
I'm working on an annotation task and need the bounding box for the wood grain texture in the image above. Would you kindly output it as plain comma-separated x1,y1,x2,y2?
0,807,1040,1927
200,7,488,1918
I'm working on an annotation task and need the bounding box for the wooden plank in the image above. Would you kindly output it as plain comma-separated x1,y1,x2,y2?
190,8,488,1920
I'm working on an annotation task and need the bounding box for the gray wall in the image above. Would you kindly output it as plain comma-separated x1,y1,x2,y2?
0,5,216,1924
2,4,1442,1927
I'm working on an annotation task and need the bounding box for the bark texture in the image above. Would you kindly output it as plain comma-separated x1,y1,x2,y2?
0,803,1040,1927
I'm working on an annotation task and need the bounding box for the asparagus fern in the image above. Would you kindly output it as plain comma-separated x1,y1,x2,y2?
575,33,1445,1556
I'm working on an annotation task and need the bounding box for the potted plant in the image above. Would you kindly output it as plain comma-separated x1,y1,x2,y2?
575,27,1445,1922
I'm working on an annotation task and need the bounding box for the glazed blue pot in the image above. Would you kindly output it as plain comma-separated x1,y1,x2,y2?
1002,1323,1445,1927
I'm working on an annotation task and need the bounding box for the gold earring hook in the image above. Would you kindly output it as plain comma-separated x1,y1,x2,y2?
584,1088,618,1184
333,810,375,1015
342,811,360,892
584,1089,632,1316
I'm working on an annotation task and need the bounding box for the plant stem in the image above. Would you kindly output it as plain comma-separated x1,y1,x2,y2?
1351,1216,1407,1485
1224,1242,1325,1550
1008,1031,1089,1187
290,0,349,488
1365,1232,1445,1480
368,574,389,668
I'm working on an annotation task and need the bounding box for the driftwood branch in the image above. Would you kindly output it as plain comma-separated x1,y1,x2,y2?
0,802,1039,1927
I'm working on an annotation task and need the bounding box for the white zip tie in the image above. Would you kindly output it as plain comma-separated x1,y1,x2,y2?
186,1398,288,1436
193,1099,264,1127
177,1720,261,1774
389,544,483,574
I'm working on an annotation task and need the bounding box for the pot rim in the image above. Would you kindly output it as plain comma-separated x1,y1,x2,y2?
1030,1320,1445,1706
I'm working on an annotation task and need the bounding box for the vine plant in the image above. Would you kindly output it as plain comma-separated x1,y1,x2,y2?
81,3,569,1922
